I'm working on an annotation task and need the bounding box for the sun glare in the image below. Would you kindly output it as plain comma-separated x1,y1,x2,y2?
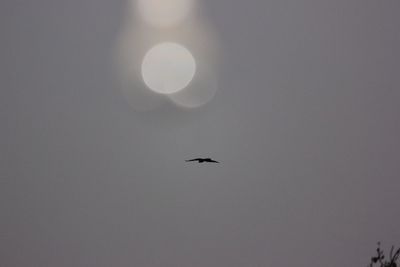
137,0,195,28
141,42,196,94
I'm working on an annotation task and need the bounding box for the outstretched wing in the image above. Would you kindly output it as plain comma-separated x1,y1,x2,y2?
207,159,220,163
186,158,202,162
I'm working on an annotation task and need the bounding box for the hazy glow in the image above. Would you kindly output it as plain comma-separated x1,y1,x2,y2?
137,0,195,28
168,55,218,108
141,42,196,94
115,1,220,110
168,75,217,108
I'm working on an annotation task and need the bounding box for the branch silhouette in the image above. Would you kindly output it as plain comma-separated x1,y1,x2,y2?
368,242,400,267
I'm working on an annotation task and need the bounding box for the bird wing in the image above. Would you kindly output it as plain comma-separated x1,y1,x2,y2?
208,159,220,163
186,158,202,162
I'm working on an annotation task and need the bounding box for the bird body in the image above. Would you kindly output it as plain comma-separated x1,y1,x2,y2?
186,158,220,163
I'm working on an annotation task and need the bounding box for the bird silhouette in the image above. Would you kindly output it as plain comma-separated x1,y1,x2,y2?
186,158,220,163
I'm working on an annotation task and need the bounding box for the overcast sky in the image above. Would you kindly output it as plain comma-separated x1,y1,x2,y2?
1,0,400,266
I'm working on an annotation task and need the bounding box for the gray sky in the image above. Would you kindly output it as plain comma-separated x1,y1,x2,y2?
1,0,400,266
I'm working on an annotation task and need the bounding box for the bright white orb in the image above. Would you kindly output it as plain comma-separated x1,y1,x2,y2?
141,42,196,94
137,0,195,28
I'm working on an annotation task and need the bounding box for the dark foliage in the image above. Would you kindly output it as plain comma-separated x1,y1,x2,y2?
368,242,400,267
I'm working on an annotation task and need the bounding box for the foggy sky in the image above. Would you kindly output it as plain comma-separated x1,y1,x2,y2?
1,0,400,266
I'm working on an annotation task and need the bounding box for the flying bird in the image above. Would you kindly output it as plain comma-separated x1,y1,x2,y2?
186,158,220,163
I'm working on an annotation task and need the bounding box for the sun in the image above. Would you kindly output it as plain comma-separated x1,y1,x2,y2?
141,42,196,95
